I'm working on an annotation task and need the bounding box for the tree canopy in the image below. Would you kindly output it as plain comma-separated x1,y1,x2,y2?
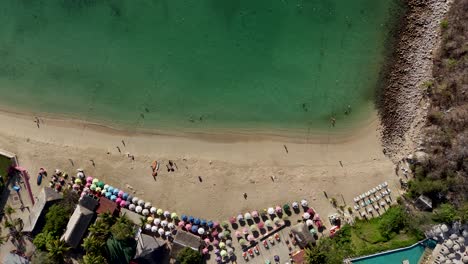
176,247,203,264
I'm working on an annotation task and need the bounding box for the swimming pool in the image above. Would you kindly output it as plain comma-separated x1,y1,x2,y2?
351,240,433,264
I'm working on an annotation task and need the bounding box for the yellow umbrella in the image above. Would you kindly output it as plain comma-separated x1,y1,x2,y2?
157,209,163,215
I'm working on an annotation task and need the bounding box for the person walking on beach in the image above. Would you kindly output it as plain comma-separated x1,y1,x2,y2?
243,193,248,199
116,146,121,153
330,116,336,127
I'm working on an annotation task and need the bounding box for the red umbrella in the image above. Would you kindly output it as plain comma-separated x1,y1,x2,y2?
229,216,236,223
307,208,315,215
313,214,320,221
202,247,209,255
258,222,265,229
211,230,219,238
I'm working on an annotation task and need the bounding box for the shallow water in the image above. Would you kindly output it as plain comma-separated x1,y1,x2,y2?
0,0,402,133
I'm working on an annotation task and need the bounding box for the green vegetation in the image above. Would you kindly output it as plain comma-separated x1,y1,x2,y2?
82,213,136,264
176,247,203,264
407,0,467,220
32,190,77,263
305,205,424,263
0,155,11,176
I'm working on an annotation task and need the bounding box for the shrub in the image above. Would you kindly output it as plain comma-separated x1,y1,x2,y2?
440,19,448,29
43,204,72,237
176,247,202,264
432,203,458,223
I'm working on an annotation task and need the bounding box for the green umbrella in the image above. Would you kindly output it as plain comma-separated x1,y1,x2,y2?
223,230,231,237
171,212,178,220
222,221,229,228
220,250,227,257
283,204,290,211
310,228,316,234
250,225,258,231
90,184,97,191
97,181,105,188
239,239,247,246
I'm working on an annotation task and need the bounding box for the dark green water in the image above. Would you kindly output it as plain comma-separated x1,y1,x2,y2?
0,0,401,133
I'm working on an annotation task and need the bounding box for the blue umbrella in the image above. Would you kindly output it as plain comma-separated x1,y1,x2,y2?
207,221,214,228
108,187,114,193
181,215,188,221
191,225,199,233
113,188,119,195
188,216,194,223
194,218,201,225
122,193,129,200
105,192,112,198
111,195,117,201
127,195,133,202
200,219,207,226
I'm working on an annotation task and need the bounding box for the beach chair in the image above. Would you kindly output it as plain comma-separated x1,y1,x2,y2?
370,197,375,203
374,204,379,210
360,201,365,207
380,201,386,207
383,181,388,187
377,184,382,190
385,197,391,204
376,195,381,200
354,205,359,210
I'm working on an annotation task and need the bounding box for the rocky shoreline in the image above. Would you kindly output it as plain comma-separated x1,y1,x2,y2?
378,0,452,162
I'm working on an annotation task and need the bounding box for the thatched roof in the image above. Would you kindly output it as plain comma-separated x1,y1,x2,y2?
133,233,168,264
60,205,95,248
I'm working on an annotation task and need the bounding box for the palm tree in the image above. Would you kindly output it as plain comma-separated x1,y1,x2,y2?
46,238,70,263
88,220,110,240
4,205,15,221
82,236,105,254
83,253,107,264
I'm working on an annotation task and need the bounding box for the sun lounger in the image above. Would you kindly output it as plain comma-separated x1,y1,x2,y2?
385,198,391,204
367,208,373,213
380,201,386,207
376,195,381,200
374,205,379,210
377,184,382,190
360,202,365,207
354,205,360,210
383,181,388,187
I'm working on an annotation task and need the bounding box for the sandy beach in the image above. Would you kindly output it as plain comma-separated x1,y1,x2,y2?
0,109,397,221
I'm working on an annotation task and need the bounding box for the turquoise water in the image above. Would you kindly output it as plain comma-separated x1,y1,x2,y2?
352,244,426,264
0,0,403,133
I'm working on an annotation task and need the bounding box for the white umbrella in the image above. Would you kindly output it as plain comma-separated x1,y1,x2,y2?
144,202,152,209
129,204,136,211
244,213,252,220
77,172,85,178
292,202,299,208
445,239,454,248
161,220,168,227
303,212,310,219
450,233,458,240
168,223,175,229
435,227,442,235
462,255,468,263
463,230,468,238
132,197,139,204
448,253,456,259
136,206,143,213
306,220,313,226
142,209,149,216
158,228,164,235
138,200,145,206
151,226,158,233
457,236,464,244
268,208,275,215
165,231,171,237
237,214,243,221
153,218,161,226
301,199,308,207
164,211,171,218
198,228,205,235
453,244,460,251
145,224,151,230
441,224,449,233
150,207,157,214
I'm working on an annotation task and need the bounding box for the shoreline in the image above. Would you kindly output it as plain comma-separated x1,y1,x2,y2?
0,105,378,144
378,0,452,161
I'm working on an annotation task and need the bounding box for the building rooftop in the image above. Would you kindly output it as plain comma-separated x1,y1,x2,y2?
96,197,119,216
23,187,62,233
61,205,96,248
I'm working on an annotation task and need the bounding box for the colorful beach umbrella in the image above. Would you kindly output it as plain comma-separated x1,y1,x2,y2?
90,184,97,191
247,234,255,241
135,206,143,213
110,195,117,201
220,250,227,257
198,228,205,235
188,216,194,223
129,204,136,211
157,209,163,215
158,228,164,235
92,178,99,184
221,221,229,229
151,226,158,233
150,207,157,214
132,197,139,204
268,207,275,215
105,192,112,198
168,223,175,229
122,192,128,200
283,204,290,211
249,225,258,231
108,187,114,193
142,209,149,216
207,221,214,228
251,211,259,218
239,239,247,246
244,212,252,220
171,213,178,220
258,221,265,229
200,219,206,226
154,218,161,226
194,218,201,225
86,176,93,183
292,202,299,209
219,242,226,249
301,199,308,207
118,190,124,197
213,221,219,228
191,225,198,233
97,181,104,188
144,224,151,230
243,227,249,234
119,201,126,207
138,200,145,206
275,206,282,213
95,187,102,192
74,179,82,184
161,220,168,227
164,211,171,218
103,184,109,190
237,214,243,221
144,202,152,209
235,231,242,238
178,221,185,228
265,220,273,227
112,189,119,195
303,212,311,219
116,197,122,204
185,223,192,230
181,215,188,221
